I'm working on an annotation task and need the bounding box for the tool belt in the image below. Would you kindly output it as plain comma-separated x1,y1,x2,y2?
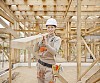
38,59,52,68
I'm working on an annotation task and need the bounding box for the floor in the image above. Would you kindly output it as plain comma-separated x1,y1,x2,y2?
0,65,99,83
0,54,99,83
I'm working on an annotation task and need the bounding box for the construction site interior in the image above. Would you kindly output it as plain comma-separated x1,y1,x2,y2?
0,0,100,83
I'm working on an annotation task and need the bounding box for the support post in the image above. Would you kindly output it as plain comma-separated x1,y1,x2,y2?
9,34,12,83
64,22,68,60
77,0,81,81
28,49,31,68
84,45,87,62
24,50,26,62
67,22,71,61
27,42,33,67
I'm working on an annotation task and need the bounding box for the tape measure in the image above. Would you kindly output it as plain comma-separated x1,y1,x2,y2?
39,46,47,52
52,65,60,74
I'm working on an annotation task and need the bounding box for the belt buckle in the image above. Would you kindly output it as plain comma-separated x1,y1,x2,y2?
43,62,46,66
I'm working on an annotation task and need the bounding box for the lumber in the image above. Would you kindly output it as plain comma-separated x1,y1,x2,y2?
11,33,48,49
79,58,100,80
77,0,82,81
0,28,19,38
0,0,18,21
0,9,14,24
86,69,100,83
82,37,96,60
2,72,19,83
56,73,68,83
0,17,9,28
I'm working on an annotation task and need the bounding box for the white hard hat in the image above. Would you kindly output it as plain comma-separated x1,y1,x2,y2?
46,18,57,26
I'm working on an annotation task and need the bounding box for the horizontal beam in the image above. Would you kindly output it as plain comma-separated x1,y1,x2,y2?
5,0,100,6
14,11,100,16
10,6,98,12
68,11,100,16
14,11,65,16
71,0,100,6
0,28,19,38
14,28,87,34
14,29,40,32
10,5,67,11
5,0,69,5
14,29,65,33
8,5,100,15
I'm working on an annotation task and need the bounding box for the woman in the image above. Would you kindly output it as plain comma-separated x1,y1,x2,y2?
34,18,61,83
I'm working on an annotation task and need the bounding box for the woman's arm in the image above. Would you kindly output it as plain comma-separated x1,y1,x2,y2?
46,37,61,56
34,42,40,52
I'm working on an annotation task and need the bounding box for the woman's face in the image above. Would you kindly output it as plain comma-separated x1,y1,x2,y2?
47,25,56,35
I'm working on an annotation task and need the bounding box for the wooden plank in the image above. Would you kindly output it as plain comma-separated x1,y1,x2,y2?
56,73,68,83
10,5,100,12
28,48,31,67
67,11,100,16
3,50,10,60
86,69,100,83
0,0,18,21
14,11,100,16
64,0,72,18
5,0,69,5
9,34,12,83
71,0,100,5
11,5,67,11
77,0,81,81
86,27,100,34
79,58,100,80
5,0,100,6
84,46,87,62
0,9,14,23
24,50,26,62
82,37,97,60
0,18,9,28
11,33,48,49
67,22,71,61
64,22,68,60
14,11,65,16
69,6,100,11
2,72,19,83
19,22,29,37
0,28,19,38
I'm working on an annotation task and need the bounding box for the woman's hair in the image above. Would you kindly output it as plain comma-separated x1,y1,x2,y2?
46,25,56,28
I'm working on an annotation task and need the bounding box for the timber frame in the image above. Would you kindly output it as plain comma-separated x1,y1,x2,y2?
0,0,100,83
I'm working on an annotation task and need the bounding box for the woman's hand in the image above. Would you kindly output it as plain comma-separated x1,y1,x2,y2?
42,36,48,45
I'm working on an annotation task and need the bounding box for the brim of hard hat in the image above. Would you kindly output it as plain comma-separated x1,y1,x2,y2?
46,24,57,26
